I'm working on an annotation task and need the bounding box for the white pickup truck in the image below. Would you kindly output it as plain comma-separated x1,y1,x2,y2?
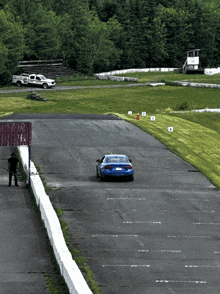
12,73,56,89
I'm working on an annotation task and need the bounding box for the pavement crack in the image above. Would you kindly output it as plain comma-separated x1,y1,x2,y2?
115,209,126,220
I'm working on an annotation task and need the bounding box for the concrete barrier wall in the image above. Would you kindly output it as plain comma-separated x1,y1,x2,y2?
173,81,220,89
95,67,176,76
17,146,92,294
95,67,220,79
18,146,29,177
204,67,220,75
95,74,138,82
94,68,177,81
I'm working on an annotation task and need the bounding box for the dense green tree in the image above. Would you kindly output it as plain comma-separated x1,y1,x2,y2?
143,15,168,67
156,5,193,67
97,0,118,22
0,0,220,83
0,42,8,73
88,16,122,72
0,1,4,9
106,16,123,55
56,13,76,61
4,0,39,24
4,1,61,60
190,1,220,67
50,0,89,16
88,0,100,11
0,9,25,84
113,0,167,68
58,1,95,73
29,6,61,59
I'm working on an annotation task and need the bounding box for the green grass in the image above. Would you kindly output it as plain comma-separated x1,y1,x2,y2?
0,85,20,90
116,71,220,84
169,112,220,135
0,111,13,117
1,84,220,115
115,113,220,189
56,76,132,87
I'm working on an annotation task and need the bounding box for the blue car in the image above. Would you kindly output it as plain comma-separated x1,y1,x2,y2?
96,154,134,181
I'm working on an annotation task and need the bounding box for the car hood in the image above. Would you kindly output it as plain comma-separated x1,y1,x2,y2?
45,79,55,83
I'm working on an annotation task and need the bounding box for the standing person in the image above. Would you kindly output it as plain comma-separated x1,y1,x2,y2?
8,153,19,187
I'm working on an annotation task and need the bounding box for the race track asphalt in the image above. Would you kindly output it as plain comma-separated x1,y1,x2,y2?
2,113,220,294
0,83,150,94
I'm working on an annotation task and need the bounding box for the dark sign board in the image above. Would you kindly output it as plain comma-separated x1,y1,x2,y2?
0,122,32,146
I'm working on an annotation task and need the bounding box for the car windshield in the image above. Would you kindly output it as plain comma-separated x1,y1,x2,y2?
39,75,46,80
106,157,129,163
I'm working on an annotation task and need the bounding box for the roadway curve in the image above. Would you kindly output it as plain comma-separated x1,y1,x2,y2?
2,113,220,294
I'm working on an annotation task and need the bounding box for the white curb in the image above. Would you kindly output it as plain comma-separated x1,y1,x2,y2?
173,81,220,88
17,146,92,294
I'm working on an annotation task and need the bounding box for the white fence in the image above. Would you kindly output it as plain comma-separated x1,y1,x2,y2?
18,146,92,294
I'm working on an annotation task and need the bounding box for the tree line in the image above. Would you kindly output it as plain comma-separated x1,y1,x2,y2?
0,0,219,84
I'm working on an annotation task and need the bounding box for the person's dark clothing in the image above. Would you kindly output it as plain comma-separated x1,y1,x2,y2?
8,171,18,186
8,155,19,186
8,156,19,172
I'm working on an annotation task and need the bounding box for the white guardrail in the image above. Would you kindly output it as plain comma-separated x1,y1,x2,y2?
95,67,220,79
18,146,92,294
94,68,177,81
204,67,220,75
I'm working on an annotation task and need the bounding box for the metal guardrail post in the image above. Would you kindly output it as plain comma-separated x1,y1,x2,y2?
28,144,31,186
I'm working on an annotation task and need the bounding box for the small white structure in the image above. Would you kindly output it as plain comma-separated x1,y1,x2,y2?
183,49,200,73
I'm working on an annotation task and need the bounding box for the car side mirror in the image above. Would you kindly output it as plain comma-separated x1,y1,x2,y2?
129,159,132,162
96,159,101,163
